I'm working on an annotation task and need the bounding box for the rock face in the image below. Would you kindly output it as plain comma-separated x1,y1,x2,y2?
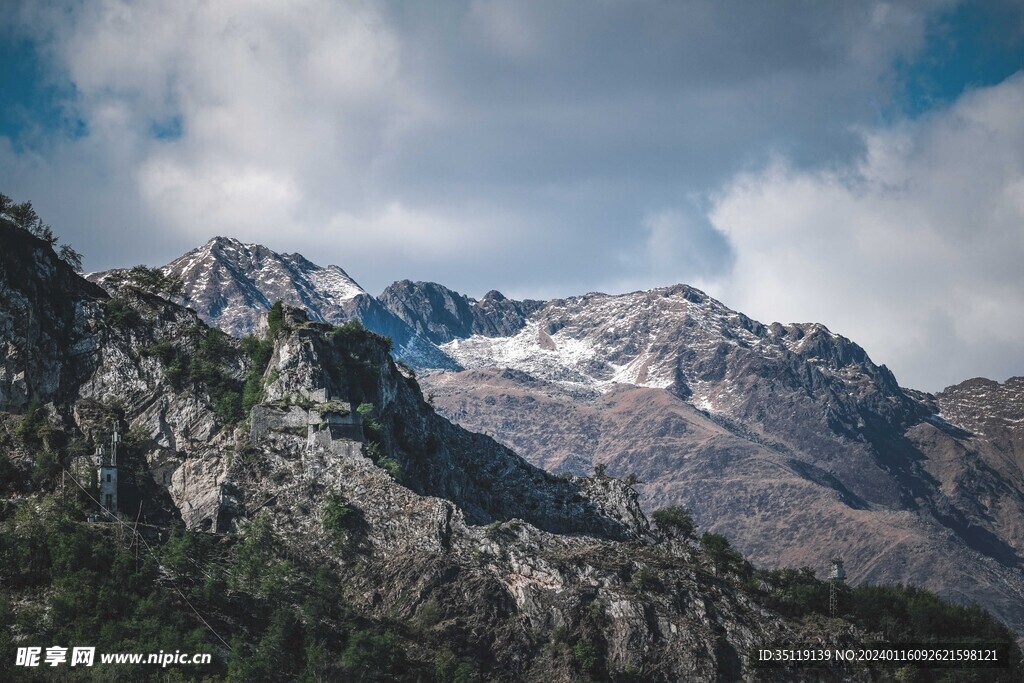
378,280,544,344
4,232,850,680
89,237,458,370
0,222,107,408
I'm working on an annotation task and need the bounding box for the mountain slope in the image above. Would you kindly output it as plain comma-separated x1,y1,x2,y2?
0,221,108,408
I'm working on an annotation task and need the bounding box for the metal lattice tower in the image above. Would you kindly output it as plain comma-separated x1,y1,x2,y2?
829,557,846,617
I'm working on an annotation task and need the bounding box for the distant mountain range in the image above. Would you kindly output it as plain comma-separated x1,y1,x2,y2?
91,237,1024,637
92,237,457,369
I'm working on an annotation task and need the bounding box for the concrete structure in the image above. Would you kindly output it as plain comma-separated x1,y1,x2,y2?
97,431,120,514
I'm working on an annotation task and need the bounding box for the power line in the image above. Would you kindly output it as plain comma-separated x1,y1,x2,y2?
61,466,231,650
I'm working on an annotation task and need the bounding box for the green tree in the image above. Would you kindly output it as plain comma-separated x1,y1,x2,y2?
58,244,83,271
323,494,357,547
267,299,285,338
341,630,408,682
8,200,39,232
573,638,602,677
108,265,184,298
651,506,696,539
700,532,748,577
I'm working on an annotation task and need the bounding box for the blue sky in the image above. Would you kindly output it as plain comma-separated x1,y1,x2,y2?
1,0,1022,391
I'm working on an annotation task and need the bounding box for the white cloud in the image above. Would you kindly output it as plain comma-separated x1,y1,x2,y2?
324,202,505,258
11,0,410,240
708,74,1024,391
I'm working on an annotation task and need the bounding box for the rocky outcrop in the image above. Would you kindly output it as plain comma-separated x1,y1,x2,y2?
247,306,649,541
0,222,107,408
378,279,543,344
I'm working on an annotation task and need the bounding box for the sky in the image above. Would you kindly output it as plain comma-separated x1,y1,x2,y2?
1,0,1022,392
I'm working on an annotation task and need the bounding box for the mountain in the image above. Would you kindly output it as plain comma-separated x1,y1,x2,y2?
87,237,1024,636
96,240,1024,643
4,219,1021,679
89,237,458,370
378,280,544,344
0,222,872,680
372,283,1024,638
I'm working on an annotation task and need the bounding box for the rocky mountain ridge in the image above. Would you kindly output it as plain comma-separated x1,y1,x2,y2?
405,284,1024,636
90,237,458,370
379,279,544,344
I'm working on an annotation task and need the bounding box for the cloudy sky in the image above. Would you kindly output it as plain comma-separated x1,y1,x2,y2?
1,1,1022,391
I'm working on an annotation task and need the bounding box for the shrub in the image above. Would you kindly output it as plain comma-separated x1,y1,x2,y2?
214,390,243,425
162,528,215,580
240,334,274,369
197,328,232,364
632,566,663,592
165,357,187,389
267,300,285,338
341,630,407,682
323,494,357,546
700,532,749,577
240,333,274,414
651,506,695,539
573,638,601,676
231,515,276,594
330,319,367,347
435,650,475,683
30,449,62,488
753,567,831,617
357,403,383,440
143,340,177,364
14,400,45,445
124,265,183,298
378,456,402,481
0,451,19,492
104,297,139,328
